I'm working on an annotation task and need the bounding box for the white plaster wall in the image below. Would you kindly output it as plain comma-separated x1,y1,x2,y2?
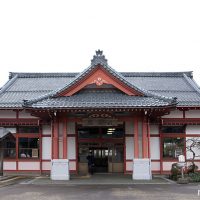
185,110,200,118
186,137,200,160
151,162,160,171
42,161,51,170
67,121,75,135
18,110,38,118
125,137,134,160
125,121,134,135
186,125,200,135
150,137,160,160
162,110,183,118
69,161,76,171
18,162,40,170
126,161,133,171
3,162,16,170
42,137,51,160
42,125,51,135
150,125,159,135
59,137,63,159
0,110,16,118
163,162,176,171
67,137,76,159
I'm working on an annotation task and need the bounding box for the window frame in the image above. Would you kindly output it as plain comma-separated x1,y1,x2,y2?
161,125,186,161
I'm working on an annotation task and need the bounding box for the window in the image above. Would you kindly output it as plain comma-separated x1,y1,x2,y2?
161,125,185,160
78,127,100,138
78,127,124,139
163,138,184,158
18,126,39,133
102,127,124,138
161,126,185,133
19,138,39,158
3,134,16,158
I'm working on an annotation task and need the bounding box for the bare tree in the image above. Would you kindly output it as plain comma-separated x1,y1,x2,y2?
186,138,200,173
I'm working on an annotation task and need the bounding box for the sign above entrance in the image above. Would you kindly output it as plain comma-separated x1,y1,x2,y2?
88,113,112,118
81,118,122,127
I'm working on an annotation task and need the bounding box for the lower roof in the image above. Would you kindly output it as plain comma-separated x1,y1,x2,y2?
25,89,175,109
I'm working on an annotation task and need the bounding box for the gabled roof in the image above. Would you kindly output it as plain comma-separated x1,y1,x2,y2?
22,50,176,108
0,50,199,109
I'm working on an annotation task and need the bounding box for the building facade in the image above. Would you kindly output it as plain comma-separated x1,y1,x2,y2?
0,50,200,177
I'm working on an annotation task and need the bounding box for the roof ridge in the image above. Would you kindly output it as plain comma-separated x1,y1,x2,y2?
121,71,193,77
0,74,18,95
9,72,78,79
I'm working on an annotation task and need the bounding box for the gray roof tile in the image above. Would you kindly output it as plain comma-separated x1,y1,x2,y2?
0,51,199,108
29,89,173,109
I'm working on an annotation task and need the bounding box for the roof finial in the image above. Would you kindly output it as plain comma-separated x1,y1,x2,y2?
91,49,107,66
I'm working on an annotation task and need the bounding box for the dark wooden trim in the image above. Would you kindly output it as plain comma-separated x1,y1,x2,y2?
150,134,160,137
42,134,51,137
185,134,200,137
0,118,39,126
162,118,200,125
42,159,51,162
125,134,134,137
69,159,76,162
151,159,160,162
67,134,76,137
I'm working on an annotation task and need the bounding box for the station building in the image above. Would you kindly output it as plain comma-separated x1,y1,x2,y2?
0,50,200,177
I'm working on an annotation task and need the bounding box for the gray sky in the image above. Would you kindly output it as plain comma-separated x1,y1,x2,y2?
0,0,200,87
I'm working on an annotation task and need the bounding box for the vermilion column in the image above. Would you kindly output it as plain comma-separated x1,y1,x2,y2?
134,118,139,158
142,116,148,158
147,119,151,158
52,118,59,159
63,118,67,159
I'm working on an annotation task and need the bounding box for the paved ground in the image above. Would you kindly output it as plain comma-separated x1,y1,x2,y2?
0,183,200,200
0,175,200,200
22,174,173,185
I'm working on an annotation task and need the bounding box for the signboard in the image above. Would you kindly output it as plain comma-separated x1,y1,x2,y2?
51,159,70,180
81,118,122,127
133,159,152,180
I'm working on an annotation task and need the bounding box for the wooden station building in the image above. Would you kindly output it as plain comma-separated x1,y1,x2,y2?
0,50,200,176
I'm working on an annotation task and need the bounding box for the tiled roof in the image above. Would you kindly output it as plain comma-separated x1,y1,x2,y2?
0,51,199,109
29,89,175,109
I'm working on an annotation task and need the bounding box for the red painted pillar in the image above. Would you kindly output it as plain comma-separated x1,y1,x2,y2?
63,118,67,159
142,116,148,158
52,118,59,159
147,119,151,158
134,118,139,158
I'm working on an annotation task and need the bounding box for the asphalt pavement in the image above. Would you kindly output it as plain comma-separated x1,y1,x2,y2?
0,183,200,200
0,175,200,200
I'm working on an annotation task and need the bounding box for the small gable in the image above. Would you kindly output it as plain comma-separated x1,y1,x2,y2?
57,50,144,97
58,66,143,97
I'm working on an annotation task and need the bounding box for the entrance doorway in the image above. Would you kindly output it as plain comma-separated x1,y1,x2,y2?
77,126,124,175
90,147,108,173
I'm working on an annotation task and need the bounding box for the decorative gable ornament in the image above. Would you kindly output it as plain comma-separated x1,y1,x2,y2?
91,50,108,66
92,77,108,86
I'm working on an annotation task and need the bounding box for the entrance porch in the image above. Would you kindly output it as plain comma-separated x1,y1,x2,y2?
48,110,159,180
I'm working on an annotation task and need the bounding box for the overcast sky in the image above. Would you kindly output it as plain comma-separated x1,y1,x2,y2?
0,0,200,87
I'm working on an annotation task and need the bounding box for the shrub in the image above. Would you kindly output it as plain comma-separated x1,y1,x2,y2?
188,172,200,182
170,163,181,181
187,163,198,174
